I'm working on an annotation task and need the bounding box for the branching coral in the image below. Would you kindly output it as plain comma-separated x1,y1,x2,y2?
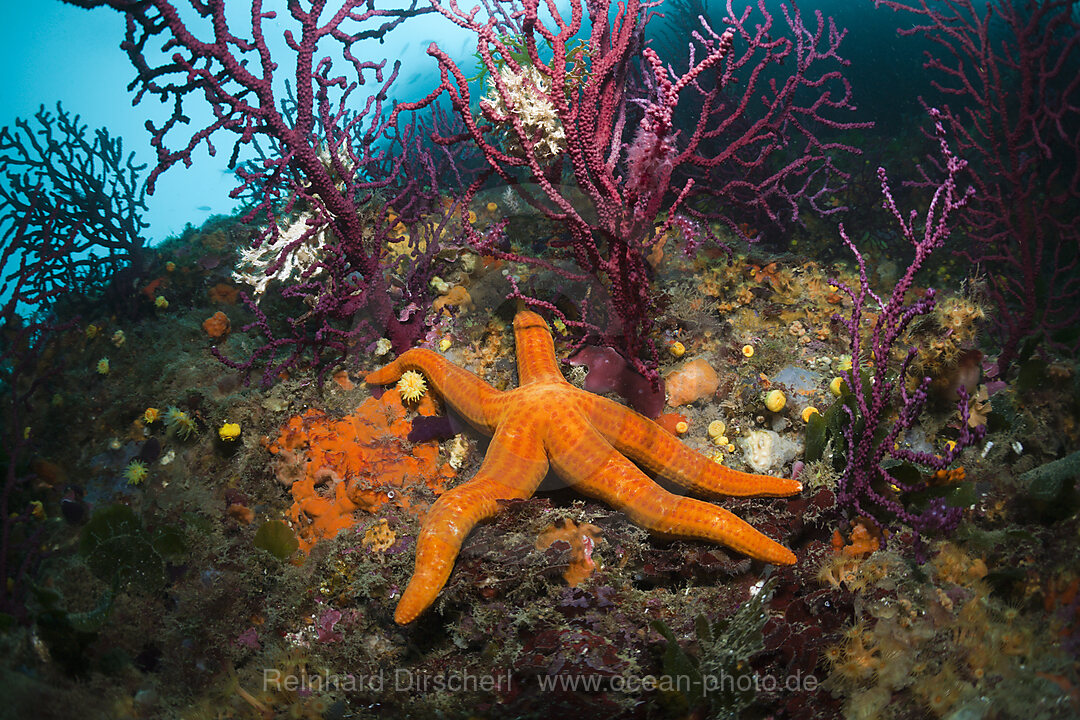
0,102,148,312
831,110,986,555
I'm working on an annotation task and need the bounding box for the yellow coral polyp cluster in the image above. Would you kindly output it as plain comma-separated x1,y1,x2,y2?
164,406,197,440
825,622,882,683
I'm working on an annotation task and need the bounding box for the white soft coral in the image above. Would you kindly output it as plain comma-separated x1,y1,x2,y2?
481,64,566,161
232,212,331,298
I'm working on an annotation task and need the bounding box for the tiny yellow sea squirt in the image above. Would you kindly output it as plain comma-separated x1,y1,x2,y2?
219,422,241,442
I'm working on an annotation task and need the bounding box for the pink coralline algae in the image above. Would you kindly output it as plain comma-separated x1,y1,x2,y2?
235,627,260,651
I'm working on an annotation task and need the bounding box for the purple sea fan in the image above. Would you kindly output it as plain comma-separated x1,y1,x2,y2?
832,109,986,558
62,0,457,384
420,0,865,388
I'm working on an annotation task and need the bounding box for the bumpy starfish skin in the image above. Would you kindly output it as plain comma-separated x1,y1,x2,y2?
366,311,801,624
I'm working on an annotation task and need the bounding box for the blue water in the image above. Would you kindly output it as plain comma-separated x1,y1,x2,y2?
0,0,944,245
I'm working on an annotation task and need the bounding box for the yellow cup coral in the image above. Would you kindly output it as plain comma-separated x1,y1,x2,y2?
164,406,197,440
396,370,427,403
707,420,727,440
124,460,149,486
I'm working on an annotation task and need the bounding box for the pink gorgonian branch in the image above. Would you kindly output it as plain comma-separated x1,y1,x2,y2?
65,0,472,382
420,0,858,384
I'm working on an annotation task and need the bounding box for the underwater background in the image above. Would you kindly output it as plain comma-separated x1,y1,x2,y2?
1,1,1078,718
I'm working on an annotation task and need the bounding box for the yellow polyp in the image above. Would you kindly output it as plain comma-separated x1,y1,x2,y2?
764,389,786,412
397,370,428,403
707,420,726,439
219,422,241,441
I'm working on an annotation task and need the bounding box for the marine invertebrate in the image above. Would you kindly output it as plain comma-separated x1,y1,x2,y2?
831,522,879,558
566,345,665,418
218,422,241,442
739,430,802,474
480,62,567,161
874,0,1080,372
423,0,864,385
395,370,427,403
535,518,602,586
367,310,801,624
764,389,786,413
664,358,720,407
201,311,230,339
124,460,149,486
361,519,396,552
707,420,727,441
74,0,464,386
163,406,197,440
0,103,148,313
268,389,456,554
832,111,985,555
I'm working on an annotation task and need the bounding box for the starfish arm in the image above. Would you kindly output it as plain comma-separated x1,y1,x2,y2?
395,419,549,624
513,310,565,386
365,348,505,433
583,394,802,498
547,415,796,565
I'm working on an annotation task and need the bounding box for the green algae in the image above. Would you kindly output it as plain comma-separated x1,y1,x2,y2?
253,518,300,560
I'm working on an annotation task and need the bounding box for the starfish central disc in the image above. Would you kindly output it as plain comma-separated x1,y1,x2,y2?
366,310,801,624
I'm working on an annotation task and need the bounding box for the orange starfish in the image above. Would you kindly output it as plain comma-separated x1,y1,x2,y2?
366,311,801,624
